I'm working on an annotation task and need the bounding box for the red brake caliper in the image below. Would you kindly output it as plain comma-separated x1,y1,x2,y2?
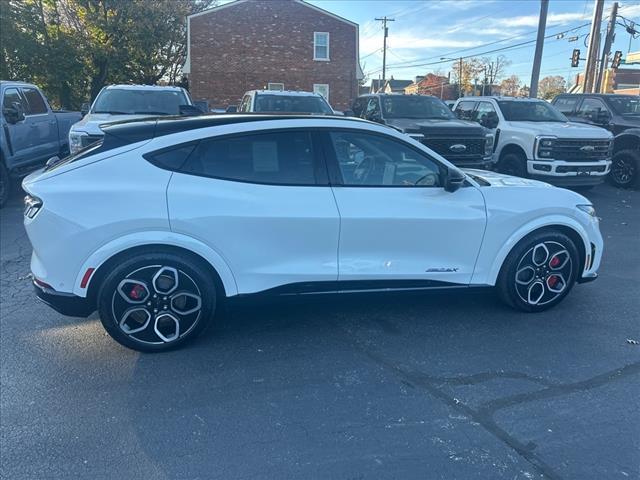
550,256,561,268
547,275,559,287
129,284,145,300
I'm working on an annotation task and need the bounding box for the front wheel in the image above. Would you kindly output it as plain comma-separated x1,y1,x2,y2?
608,149,639,189
97,252,216,352
497,152,527,178
497,231,580,312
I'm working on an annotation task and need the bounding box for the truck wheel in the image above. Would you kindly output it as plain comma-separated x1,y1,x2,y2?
498,152,527,178
608,149,639,189
0,162,10,208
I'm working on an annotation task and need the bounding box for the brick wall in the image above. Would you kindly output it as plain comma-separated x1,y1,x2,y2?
188,0,359,110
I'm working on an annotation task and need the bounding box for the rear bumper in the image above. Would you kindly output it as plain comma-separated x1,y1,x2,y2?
34,281,95,317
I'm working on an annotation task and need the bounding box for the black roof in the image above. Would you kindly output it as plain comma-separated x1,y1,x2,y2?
100,113,368,150
555,93,639,97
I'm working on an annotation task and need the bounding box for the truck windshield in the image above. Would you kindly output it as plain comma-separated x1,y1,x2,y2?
497,101,567,122
606,96,640,116
92,89,189,115
381,96,454,119
254,95,333,114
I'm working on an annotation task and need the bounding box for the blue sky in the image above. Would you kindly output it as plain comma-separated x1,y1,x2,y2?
307,0,640,87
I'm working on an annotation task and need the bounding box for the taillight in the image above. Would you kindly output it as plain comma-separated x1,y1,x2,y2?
24,194,42,219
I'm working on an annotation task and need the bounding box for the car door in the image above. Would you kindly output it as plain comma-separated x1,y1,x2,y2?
323,129,486,287
574,97,612,131
21,87,58,161
2,87,32,164
166,128,340,294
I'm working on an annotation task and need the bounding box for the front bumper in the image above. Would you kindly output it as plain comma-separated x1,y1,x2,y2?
451,156,495,169
34,281,95,317
527,159,611,186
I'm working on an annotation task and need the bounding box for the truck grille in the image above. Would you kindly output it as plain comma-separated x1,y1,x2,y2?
421,138,486,158
551,139,611,162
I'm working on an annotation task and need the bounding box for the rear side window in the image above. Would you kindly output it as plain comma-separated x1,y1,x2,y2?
180,131,318,185
22,88,48,114
554,97,579,114
145,144,196,171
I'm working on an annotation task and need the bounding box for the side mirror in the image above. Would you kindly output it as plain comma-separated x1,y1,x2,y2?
226,105,238,113
444,167,466,193
343,109,355,117
80,102,90,116
3,102,25,124
179,104,202,116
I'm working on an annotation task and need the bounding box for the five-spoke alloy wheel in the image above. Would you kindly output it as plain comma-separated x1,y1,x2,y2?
497,231,579,312
98,252,216,352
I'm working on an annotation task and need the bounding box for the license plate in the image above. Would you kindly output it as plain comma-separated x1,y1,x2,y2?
577,168,592,176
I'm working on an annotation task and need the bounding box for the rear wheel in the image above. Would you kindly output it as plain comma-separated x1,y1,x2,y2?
0,162,10,208
608,149,639,189
497,231,580,312
497,151,527,178
97,252,216,352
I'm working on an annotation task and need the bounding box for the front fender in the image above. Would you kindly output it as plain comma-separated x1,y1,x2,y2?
472,214,591,286
74,231,239,297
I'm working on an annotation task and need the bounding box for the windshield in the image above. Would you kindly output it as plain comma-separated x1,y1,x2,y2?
92,89,189,115
381,96,454,119
606,96,640,115
497,100,567,122
254,94,333,114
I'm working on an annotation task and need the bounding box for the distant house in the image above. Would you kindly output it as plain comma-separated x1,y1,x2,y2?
404,73,455,100
368,79,384,93
183,0,363,109
382,78,413,93
569,68,639,95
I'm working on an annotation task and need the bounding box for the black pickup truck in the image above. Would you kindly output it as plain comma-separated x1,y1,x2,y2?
351,94,495,169
552,94,640,188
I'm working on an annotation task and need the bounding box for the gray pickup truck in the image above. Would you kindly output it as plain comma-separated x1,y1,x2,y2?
0,81,81,206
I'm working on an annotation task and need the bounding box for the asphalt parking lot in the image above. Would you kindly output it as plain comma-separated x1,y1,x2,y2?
1,182,639,480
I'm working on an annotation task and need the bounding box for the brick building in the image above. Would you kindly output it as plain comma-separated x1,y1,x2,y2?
183,0,363,110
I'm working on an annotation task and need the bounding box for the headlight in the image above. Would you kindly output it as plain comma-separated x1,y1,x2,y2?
535,135,556,160
68,131,87,155
577,204,596,217
24,194,42,219
485,133,494,156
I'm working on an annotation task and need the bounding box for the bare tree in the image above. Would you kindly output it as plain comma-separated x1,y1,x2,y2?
481,54,511,86
537,75,567,100
499,75,522,97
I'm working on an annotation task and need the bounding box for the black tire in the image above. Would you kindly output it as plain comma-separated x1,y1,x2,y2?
97,251,217,352
608,149,640,189
497,151,528,178
0,161,10,208
496,231,580,312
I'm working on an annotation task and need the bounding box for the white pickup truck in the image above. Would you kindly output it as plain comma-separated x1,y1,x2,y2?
69,84,197,154
453,96,613,187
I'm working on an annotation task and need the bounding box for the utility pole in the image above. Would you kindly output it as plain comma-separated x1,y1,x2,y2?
375,16,395,87
458,57,463,97
529,0,549,98
583,0,605,93
595,2,618,93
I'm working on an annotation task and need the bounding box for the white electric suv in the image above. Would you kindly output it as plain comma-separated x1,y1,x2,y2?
23,115,603,352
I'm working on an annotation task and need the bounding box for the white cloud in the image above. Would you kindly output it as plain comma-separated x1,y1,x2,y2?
496,12,589,28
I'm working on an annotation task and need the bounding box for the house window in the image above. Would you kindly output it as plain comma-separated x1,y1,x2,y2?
313,84,329,101
314,32,329,61
268,83,284,91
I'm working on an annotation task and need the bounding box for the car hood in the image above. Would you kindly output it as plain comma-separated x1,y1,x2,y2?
71,113,161,135
386,117,486,136
462,169,553,188
507,121,611,138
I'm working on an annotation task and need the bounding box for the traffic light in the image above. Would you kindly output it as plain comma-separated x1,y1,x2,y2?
571,49,580,67
611,50,623,69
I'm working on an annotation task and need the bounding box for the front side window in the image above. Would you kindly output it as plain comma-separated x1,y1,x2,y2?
92,89,190,115
313,84,329,101
454,101,477,121
364,97,380,119
473,101,498,127
239,94,252,112
553,96,579,114
314,32,329,60
497,100,567,122
22,88,48,114
381,96,454,120
2,88,26,115
180,131,317,185
576,98,609,121
330,131,443,187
